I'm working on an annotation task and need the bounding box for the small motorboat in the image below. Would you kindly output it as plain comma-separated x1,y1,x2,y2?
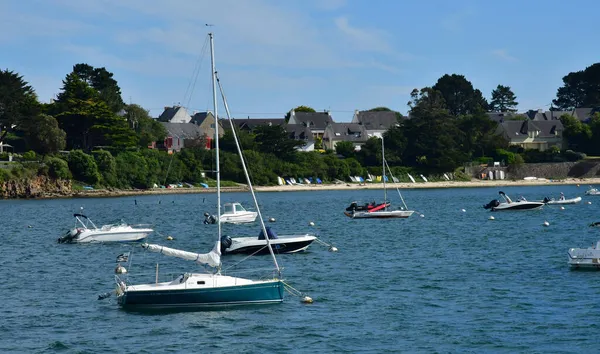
483,191,544,211
58,214,153,243
568,240,600,269
585,186,600,196
220,227,316,255
542,194,582,205
219,202,258,224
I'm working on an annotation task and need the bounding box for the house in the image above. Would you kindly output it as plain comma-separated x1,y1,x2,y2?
286,110,334,140
523,108,597,122
190,111,224,138
350,110,399,138
322,122,368,150
158,122,210,153
157,105,192,123
223,117,285,132
498,120,564,151
285,124,315,151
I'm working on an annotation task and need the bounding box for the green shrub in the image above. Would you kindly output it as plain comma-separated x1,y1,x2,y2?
47,157,71,179
22,151,37,161
68,150,100,184
92,150,117,186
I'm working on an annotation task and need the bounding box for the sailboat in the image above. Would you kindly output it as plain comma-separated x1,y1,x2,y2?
114,33,284,309
344,137,414,219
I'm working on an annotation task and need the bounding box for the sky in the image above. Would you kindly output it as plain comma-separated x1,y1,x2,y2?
2,0,599,121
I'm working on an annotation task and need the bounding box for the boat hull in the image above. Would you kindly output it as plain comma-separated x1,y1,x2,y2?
545,197,581,205
224,235,316,255
491,202,544,211
344,210,414,218
118,279,284,309
219,211,258,224
67,229,153,243
568,247,600,269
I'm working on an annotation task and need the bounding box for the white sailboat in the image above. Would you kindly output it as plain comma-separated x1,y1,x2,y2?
114,33,284,310
344,137,414,219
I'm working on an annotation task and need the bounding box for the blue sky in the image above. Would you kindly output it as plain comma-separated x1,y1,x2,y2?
1,0,599,121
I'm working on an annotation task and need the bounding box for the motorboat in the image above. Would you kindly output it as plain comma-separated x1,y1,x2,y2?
221,227,316,255
111,33,286,310
585,186,600,196
58,214,153,244
219,202,258,224
483,191,544,211
343,137,414,219
542,195,582,205
568,240,600,269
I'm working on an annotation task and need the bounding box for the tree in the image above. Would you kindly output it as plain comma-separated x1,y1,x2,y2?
0,69,40,143
489,85,518,112
23,114,66,154
432,74,488,116
335,141,355,157
560,114,592,152
368,106,403,120
553,63,600,110
285,105,316,123
123,104,166,147
253,125,303,159
73,63,125,113
50,72,136,150
68,150,101,184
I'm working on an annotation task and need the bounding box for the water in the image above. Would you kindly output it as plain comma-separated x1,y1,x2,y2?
1,185,600,353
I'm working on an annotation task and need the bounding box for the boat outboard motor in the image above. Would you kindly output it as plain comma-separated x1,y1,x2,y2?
483,199,500,210
220,235,232,253
57,229,79,243
543,197,550,203
346,202,359,211
203,212,217,224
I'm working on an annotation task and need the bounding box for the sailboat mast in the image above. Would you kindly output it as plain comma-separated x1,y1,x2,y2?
382,136,387,209
209,33,222,251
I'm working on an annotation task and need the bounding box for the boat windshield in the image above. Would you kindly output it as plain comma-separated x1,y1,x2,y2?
223,204,234,214
235,204,246,212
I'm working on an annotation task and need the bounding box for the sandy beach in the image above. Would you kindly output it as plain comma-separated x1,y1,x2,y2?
69,177,600,198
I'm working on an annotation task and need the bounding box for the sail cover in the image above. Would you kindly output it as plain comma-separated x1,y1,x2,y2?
142,241,221,268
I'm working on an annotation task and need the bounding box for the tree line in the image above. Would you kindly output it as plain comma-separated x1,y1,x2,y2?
1,62,600,188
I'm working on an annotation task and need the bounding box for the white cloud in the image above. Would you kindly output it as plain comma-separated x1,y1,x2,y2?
334,16,392,53
491,49,518,62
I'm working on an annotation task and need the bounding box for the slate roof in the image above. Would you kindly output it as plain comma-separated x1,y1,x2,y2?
325,123,367,142
285,124,314,141
499,120,563,139
160,122,205,138
292,112,333,130
354,110,399,130
190,111,210,125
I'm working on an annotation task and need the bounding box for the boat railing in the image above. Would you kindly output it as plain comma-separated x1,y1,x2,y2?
129,224,154,229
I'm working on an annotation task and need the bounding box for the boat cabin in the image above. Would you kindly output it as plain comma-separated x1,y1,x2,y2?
223,202,248,215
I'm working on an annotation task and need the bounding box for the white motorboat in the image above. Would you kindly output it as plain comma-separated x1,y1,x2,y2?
344,137,414,219
542,195,582,205
483,191,544,211
219,202,257,224
221,227,316,255
568,240,600,269
585,186,600,196
58,214,153,243
112,33,286,310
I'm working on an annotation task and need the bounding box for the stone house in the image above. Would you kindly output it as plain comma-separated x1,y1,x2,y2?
322,122,368,150
157,105,192,123
498,120,564,151
350,110,399,138
286,110,334,141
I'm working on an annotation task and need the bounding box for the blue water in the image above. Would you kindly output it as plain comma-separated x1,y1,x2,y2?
2,185,600,353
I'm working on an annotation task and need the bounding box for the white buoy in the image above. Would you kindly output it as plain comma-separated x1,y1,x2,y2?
166,235,173,241
329,246,338,252
420,214,425,218
461,209,466,213
301,296,313,304
309,221,315,226
269,217,276,222
489,216,495,220
115,265,127,274
588,201,592,205
560,206,565,210
543,221,550,227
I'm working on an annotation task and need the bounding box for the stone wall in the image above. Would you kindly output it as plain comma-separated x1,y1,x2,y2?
468,161,600,180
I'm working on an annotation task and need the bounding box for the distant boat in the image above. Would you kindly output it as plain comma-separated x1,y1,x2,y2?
219,202,257,224
407,174,416,183
344,137,414,219
58,214,153,244
483,191,544,211
568,240,600,269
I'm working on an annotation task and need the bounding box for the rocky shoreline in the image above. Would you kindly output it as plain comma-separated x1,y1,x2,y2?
3,176,599,199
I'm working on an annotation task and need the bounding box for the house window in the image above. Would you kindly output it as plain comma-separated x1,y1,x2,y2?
210,124,215,128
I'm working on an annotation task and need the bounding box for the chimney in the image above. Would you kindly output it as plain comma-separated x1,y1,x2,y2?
164,106,169,111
